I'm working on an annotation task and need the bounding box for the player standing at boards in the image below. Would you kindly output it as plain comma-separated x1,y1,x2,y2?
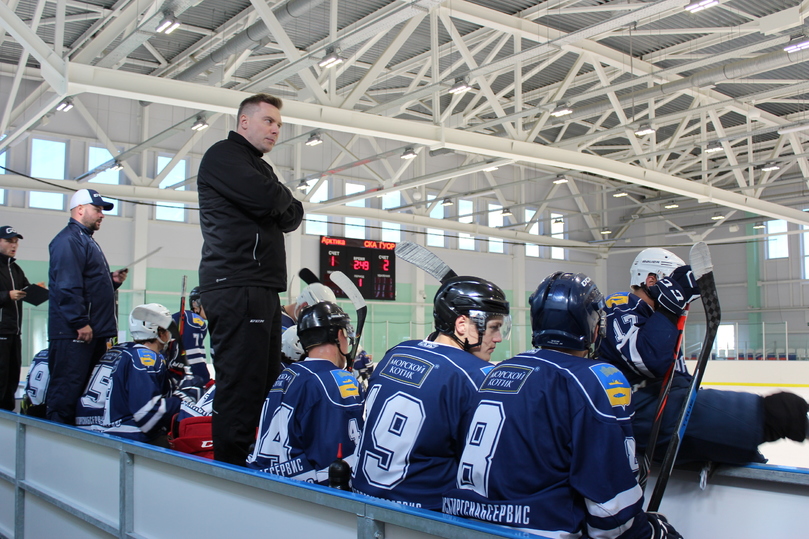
352,276,510,510
443,272,682,538
600,248,809,465
247,302,364,484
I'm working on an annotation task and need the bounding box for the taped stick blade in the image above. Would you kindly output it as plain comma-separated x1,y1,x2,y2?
394,241,457,283
330,271,366,310
690,242,713,280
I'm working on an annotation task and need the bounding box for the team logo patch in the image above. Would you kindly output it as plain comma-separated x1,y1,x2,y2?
271,369,296,393
190,315,205,327
418,341,438,349
380,354,433,387
331,370,360,398
590,364,631,407
605,292,629,308
137,349,157,367
480,364,532,393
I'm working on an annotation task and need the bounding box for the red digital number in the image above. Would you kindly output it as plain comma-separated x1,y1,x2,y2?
353,259,370,271
358,277,363,288
330,255,340,267
381,259,390,272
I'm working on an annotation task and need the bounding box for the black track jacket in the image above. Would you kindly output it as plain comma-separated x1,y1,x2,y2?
0,252,30,335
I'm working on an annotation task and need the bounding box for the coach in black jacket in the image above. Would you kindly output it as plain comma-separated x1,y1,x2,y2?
0,226,30,411
198,93,304,465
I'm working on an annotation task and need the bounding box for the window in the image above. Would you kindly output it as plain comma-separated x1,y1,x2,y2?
305,180,329,236
427,195,444,248
29,138,66,210
345,182,366,239
715,323,736,358
0,152,5,204
381,191,402,243
488,203,504,254
550,212,565,260
766,219,788,259
87,147,120,216
458,199,475,250
155,156,186,222
525,209,539,257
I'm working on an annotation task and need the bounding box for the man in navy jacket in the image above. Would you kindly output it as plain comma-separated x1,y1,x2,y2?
46,189,127,424
197,93,304,465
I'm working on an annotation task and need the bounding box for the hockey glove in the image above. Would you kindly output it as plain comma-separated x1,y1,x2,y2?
647,512,683,539
669,265,700,304
173,378,203,405
648,265,699,319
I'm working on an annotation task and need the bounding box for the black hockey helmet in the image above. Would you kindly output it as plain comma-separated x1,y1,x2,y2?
297,301,355,354
529,271,605,355
189,286,202,311
433,276,511,350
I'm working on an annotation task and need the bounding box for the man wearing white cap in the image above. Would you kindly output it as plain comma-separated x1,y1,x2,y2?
46,189,127,424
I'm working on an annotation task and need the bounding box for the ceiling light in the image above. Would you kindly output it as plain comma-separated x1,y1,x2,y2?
634,123,656,136
441,198,453,206
704,141,723,154
110,161,123,171
401,148,417,160
501,207,513,217
685,0,719,13
753,222,766,229
553,174,568,184
612,191,628,198
711,212,724,220
191,117,209,131
448,77,472,95
156,11,180,34
483,165,499,172
777,122,809,135
305,133,323,147
761,162,780,172
663,201,679,209
784,35,809,54
56,98,73,112
550,102,573,118
318,47,344,69
296,180,309,192
600,227,612,235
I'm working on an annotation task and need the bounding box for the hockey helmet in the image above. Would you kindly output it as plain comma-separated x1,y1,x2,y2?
629,248,684,289
296,283,337,314
297,301,355,352
281,325,304,363
529,272,605,353
433,276,511,344
130,303,176,341
189,286,202,311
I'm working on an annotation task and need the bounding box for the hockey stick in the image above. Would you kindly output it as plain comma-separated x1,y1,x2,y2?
394,241,457,283
299,267,320,285
329,271,367,367
647,242,720,511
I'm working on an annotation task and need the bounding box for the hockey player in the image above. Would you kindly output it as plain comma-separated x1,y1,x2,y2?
20,349,50,418
280,325,304,366
246,301,364,484
600,248,809,465
443,272,682,538
75,303,197,445
352,276,511,510
169,286,212,388
280,282,337,331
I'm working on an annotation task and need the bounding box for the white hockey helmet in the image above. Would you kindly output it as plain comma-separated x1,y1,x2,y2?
295,283,337,314
281,325,304,362
629,248,685,289
129,303,174,341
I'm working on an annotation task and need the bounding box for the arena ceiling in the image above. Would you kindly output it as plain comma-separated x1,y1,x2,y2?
3,0,809,251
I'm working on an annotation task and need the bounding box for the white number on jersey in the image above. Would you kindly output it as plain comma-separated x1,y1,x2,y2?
612,313,638,343
456,400,506,497
26,362,50,405
80,364,115,409
254,403,294,465
361,391,426,489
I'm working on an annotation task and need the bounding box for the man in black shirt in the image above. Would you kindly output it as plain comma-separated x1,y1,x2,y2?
197,93,304,465
0,226,31,411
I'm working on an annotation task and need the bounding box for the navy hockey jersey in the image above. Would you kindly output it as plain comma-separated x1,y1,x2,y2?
599,292,686,385
24,349,50,406
443,349,655,538
352,340,493,510
246,359,364,485
171,310,211,384
75,342,181,442
280,310,295,332
177,383,215,422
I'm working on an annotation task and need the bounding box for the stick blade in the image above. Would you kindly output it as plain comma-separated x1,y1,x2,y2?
299,268,320,285
690,241,713,280
394,241,457,282
330,271,366,310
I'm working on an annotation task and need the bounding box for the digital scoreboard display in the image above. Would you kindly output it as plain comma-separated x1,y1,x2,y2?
319,236,396,301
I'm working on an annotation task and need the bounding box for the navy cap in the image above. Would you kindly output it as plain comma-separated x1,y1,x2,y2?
70,189,114,211
0,226,23,240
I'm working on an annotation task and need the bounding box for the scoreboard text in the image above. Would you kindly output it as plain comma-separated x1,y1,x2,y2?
319,236,396,301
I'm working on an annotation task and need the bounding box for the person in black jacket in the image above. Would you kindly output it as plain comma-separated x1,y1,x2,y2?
197,93,304,465
0,226,31,411
46,189,127,424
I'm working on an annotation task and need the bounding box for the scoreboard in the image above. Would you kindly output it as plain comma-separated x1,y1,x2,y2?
319,236,396,301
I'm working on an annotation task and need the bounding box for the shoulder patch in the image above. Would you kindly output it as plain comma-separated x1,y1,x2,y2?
189,314,206,327
480,364,533,394
417,341,439,349
605,292,630,308
137,348,157,367
380,353,433,387
331,370,360,398
589,363,631,408
271,369,297,394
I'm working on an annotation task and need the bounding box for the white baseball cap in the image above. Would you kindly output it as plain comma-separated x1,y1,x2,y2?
70,189,114,211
